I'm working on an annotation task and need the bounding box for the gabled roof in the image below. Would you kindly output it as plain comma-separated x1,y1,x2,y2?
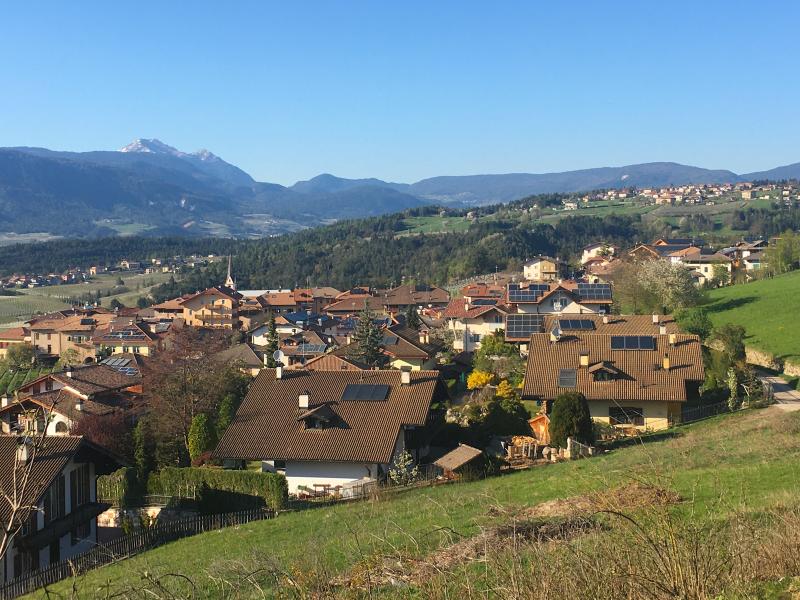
324,296,385,314
17,364,140,399
185,286,243,303
213,343,264,369
214,369,444,464
442,299,510,319
92,320,158,346
382,284,450,307
522,333,703,403
0,327,28,341
295,352,368,372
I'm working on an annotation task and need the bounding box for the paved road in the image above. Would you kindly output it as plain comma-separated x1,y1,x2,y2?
758,372,800,411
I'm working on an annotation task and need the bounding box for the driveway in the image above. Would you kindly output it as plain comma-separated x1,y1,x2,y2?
758,371,800,412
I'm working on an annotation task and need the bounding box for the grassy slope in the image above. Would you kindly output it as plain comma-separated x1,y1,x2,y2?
704,271,800,363
34,408,800,598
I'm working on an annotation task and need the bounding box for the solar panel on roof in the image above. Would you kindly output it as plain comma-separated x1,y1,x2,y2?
296,344,326,353
558,319,595,331
471,298,498,306
558,369,577,387
382,335,399,346
576,283,612,301
508,283,550,303
610,335,655,350
341,384,390,401
505,314,544,339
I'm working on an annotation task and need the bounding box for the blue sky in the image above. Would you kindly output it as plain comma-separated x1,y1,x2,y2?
1,1,798,185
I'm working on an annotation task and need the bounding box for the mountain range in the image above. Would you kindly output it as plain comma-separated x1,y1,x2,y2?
0,138,798,239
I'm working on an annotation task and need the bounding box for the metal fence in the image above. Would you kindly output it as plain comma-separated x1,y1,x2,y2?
0,508,273,600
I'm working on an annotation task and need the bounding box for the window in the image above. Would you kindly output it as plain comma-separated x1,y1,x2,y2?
70,464,90,509
45,380,53,391
609,407,644,427
469,333,482,343
558,369,577,387
55,421,69,434
44,475,66,524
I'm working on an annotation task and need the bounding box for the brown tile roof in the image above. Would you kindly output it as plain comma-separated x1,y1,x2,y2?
18,364,141,399
434,444,483,471
152,297,188,311
0,327,28,341
214,369,444,464
296,353,368,371
382,284,450,307
325,296,386,314
460,282,505,299
213,343,264,369
442,300,510,319
92,320,158,346
260,291,297,308
522,333,703,403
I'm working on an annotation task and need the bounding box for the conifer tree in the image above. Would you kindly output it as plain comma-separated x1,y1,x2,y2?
264,312,279,367
350,304,385,367
405,304,421,330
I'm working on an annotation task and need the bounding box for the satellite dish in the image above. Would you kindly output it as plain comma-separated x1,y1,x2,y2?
273,350,284,363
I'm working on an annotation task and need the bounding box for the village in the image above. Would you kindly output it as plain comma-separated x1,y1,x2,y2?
0,221,790,593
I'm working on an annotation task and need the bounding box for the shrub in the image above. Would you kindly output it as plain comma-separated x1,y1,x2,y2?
467,370,494,390
97,467,140,508
148,467,288,512
188,414,216,461
549,391,594,448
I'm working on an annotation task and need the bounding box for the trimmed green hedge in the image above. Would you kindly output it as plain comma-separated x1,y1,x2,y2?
148,467,288,512
97,467,139,508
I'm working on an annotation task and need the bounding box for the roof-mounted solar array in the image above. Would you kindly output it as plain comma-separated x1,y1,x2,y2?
558,319,595,331
576,283,612,301
341,384,390,401
381,335,399,346
508,283,550,303
505,314,545,339
471,298,498,306
295,344,327,354
610,335,655,350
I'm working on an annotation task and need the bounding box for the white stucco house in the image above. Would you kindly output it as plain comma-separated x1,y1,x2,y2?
214,368,446,496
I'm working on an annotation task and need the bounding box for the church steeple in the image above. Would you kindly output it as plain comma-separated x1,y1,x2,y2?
225,255,236,290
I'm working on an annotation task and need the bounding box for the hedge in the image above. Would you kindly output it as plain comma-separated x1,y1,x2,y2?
97,467,139,508
148,467,288,512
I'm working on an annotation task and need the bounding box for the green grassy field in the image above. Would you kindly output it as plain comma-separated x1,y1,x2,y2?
92,221,157,236
0,272,174,324
34,407,800,598
0,365,57,395
704,271,800,363
397,216,473,236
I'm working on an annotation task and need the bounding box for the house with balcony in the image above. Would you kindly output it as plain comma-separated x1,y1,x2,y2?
181,286,243,330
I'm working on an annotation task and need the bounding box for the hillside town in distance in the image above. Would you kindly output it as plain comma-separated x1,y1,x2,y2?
0,198,793,584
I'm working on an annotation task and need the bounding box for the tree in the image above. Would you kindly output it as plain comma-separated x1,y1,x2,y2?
549,392,594,448
764,230,799,275
467,370,494,390
72,412,134,463
136,296,150,309
188,414,217,462
133,420,156,485
216,393,238,439
109,298,124,310
57,348,80,368
495,379,516,399
405,304,421,330
481,396,530,436
726,368,740,411
388,449,419,486
3,343,35,370
713,324,746,364
116,277,125,286
675,308,713,341
264,312,279,367
711,264,731,287
615,260,701,314
349,305,385,367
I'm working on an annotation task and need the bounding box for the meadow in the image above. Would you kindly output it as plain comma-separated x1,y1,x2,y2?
32,406,800,598
704,271,800,363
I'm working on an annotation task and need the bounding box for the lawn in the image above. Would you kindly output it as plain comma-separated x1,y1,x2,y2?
32,407,800,598
0,365,57,395
704,271,800,363
397,216,473,236
1,272,175,322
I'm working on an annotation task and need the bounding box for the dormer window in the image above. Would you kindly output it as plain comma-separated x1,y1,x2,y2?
588,361,620,382
297,403,340,430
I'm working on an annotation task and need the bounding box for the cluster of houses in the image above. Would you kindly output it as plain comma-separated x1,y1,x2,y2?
562,180,800,210
581,237,770,286
0,250,713,583
0,255,212,291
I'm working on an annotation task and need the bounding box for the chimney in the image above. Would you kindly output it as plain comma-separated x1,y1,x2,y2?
400,366,411,386
16,438,30,463
662,353,670,371
464,300,470,312
602,315,609,324
275,365,284,380
659,324,667,336
65,368,73,378
1,395,8,408
652,314,659,325
579,351,589,368
298,391,310,409
669,333,677,346
75,398,84,411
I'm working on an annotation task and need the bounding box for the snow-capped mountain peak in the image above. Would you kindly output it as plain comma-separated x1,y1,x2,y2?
192,149,219,161
119,138,186,156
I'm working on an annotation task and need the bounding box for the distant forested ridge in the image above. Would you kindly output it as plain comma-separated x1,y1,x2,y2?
2,203,799,293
